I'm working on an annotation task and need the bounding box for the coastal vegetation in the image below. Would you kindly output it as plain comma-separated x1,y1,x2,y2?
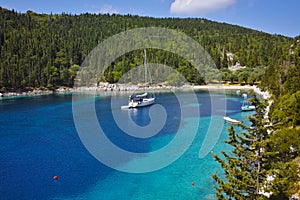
213,38,300,199
263,40,300,198
213,96,270,199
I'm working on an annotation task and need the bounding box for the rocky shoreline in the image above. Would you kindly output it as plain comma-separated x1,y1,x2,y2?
0,83,268,98
0,89,53,97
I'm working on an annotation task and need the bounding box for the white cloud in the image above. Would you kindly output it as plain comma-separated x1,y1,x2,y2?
99,5,119,14
170,0,236,15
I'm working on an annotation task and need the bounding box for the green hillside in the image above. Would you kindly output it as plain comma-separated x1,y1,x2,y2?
0,7,293,91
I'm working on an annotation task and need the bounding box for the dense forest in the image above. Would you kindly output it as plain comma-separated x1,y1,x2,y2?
0,7,294,91
1,7,299,199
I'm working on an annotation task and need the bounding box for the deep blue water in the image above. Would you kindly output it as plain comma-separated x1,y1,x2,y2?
0,90,252,200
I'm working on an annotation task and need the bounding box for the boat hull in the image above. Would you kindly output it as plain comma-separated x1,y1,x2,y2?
128,98,155,108
223,116,241,124
241,105,256,111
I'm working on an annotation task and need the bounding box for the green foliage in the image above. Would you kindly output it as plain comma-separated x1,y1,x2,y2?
0,7,293,91
219,67,265,85
266,128,300,199
234,67,265,85
283,65,300,94
271,91,300,127
166,72,185,86
268,160,299,200
267,128,300,163
205,69,222,83
220,68,231,82
246,44,300,198
261,38,300,98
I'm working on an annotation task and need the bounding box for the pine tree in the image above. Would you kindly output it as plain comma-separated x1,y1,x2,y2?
212,96,270,199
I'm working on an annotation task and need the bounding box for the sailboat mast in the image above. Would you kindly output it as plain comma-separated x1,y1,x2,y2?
144,49,147,85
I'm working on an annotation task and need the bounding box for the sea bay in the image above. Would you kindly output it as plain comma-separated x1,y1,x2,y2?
0,90,252,199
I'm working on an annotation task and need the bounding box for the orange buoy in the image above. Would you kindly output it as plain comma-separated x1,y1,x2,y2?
53,175,58,180
191,182,195,186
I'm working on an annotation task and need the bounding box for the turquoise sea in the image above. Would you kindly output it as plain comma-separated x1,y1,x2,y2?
0,90,253,199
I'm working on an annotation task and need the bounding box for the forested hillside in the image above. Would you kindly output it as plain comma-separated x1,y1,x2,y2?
264,39,300,198
0,7,293,91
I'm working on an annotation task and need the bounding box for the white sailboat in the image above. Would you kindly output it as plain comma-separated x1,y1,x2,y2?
125,49,155,108
128,92,155,108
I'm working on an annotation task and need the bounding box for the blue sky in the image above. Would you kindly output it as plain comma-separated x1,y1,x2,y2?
0,0,299,37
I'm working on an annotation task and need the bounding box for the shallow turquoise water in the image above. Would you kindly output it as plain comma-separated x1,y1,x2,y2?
0,91,253,199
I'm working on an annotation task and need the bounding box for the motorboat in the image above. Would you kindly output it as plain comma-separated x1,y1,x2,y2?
241,101,255,111
223,116,241,124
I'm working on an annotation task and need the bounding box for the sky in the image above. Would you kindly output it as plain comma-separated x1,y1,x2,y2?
0,0,299,38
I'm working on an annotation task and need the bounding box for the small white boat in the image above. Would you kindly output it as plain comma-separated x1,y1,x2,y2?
223,116,241,124
241,105,256,111
241,101,255,111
